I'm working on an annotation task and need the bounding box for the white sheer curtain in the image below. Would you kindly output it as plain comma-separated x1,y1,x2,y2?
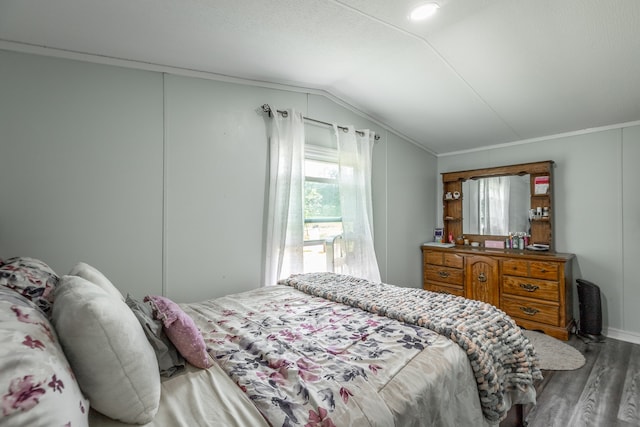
479,176,510,235
263,108,305,286
334,125,381,282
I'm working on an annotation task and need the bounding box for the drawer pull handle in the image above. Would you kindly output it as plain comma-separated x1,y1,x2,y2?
540,269,547,273
478,273,487,283
520,306,539,316
520,283,539,292
438,271,450,278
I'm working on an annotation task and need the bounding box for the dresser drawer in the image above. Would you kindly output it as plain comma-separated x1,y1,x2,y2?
502,296,559,326
502,259,559,280
424,251,464,269
502,276,559,302
529,261,559,280
502,259,528,277
443,253,464,268
425,265,463,286
424,282,465,297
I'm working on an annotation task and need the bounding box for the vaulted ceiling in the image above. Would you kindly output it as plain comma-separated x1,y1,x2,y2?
1,0,639,154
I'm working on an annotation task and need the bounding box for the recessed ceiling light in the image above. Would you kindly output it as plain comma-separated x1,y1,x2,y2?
409,2,439,21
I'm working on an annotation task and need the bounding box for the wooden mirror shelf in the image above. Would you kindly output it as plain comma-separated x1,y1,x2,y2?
442,160,554,250
427,160,575,340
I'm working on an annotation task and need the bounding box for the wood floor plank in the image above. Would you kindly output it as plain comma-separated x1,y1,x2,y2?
526,337,603,427
507,335,640,427
568,339,630,426
618,344,640,424
526,393,576,427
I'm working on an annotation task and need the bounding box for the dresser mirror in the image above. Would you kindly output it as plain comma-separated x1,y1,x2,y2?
441,160,554,250
462,175,530,235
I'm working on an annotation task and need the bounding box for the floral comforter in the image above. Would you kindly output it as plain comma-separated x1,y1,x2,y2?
280,272,543,423
183,274,538,427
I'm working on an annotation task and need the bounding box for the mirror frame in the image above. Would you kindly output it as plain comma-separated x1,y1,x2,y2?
441,160,554,250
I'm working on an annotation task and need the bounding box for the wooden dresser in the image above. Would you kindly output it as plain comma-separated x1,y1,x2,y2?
422,245,575,340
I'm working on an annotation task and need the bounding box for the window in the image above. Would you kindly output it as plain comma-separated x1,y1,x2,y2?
264,109,380,285
303,146,342,273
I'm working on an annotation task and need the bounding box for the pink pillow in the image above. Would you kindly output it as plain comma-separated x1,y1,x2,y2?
143,295,211,369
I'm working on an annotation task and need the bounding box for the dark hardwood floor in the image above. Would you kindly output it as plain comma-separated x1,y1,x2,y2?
520,334,640,426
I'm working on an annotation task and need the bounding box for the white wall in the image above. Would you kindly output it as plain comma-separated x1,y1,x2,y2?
622,126,640,341
0,50,164,298
437,126,640,342
162,74,307,302
386,133,437,287
0,49,436,303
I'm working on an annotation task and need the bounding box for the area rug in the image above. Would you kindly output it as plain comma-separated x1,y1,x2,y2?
523,330,586,370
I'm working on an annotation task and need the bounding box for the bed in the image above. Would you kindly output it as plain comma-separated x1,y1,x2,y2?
0,257,541,427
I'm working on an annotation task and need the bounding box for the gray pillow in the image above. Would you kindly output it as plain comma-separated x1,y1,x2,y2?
126,294,185,377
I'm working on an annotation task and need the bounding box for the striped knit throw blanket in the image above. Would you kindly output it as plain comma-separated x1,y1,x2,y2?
279,272,543,423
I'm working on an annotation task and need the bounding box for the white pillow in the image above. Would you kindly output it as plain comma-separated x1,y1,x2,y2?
52,275,160,424
68,262,124,301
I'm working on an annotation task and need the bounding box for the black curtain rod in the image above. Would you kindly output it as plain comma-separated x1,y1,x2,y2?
261,104,380,140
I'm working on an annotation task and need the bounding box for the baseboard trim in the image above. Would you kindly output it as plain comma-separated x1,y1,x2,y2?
605,327,640,345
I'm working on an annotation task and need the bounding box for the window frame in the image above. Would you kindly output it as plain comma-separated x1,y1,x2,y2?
302,144,343,272
303,144,342,246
